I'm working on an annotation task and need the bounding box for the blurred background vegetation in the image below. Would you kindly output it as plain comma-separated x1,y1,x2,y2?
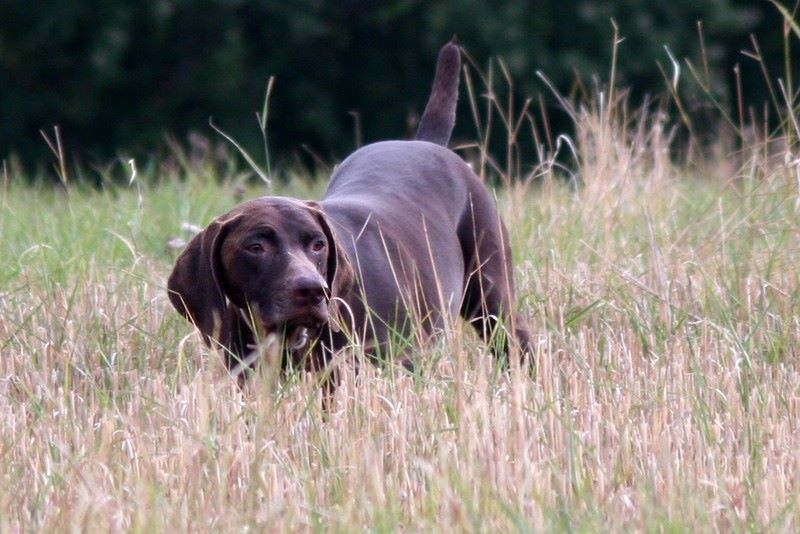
0,0,793,177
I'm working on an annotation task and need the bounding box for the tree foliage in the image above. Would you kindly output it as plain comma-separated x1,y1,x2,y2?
0,0,786,170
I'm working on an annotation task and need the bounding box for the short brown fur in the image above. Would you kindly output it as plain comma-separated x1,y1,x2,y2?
168,41,532,384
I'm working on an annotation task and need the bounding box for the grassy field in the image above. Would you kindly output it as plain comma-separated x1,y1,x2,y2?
2,95,800,530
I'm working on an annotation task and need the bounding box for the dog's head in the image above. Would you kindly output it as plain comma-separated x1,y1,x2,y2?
167,197,354,369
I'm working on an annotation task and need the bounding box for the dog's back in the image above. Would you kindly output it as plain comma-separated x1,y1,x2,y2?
324,39,462,201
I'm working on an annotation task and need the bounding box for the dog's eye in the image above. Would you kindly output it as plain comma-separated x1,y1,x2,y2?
245,243,265,254
310,239,326,253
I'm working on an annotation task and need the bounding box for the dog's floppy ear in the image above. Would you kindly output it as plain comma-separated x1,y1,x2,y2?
306,201,354,329
167,213,243,346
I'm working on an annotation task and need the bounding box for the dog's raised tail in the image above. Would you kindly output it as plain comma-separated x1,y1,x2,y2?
415,38,461,146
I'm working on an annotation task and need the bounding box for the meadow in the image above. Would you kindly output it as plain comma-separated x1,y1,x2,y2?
2,69,800,530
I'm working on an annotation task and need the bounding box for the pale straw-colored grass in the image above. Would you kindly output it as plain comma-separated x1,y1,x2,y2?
2,74,800,531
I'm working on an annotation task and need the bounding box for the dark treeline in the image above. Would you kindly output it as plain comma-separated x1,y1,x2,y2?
0,1,791,175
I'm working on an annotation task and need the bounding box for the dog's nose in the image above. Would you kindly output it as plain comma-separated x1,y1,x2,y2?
291,275,327,306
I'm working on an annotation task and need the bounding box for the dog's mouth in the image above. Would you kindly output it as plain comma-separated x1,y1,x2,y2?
282,316,321,351
245,300,329,354
264,304,329,352
239,310,326,377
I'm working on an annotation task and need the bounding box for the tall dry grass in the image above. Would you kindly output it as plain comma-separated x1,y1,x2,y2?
2,45,800,531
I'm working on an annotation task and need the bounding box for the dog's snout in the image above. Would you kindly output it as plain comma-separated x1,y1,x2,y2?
291,275,327,306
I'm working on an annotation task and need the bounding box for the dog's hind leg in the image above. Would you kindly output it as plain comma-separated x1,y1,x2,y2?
458,195,532,365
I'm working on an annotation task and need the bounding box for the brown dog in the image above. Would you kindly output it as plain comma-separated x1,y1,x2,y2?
168,41,532,380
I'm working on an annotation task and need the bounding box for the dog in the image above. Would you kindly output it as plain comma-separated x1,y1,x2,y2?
168,40,532,382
